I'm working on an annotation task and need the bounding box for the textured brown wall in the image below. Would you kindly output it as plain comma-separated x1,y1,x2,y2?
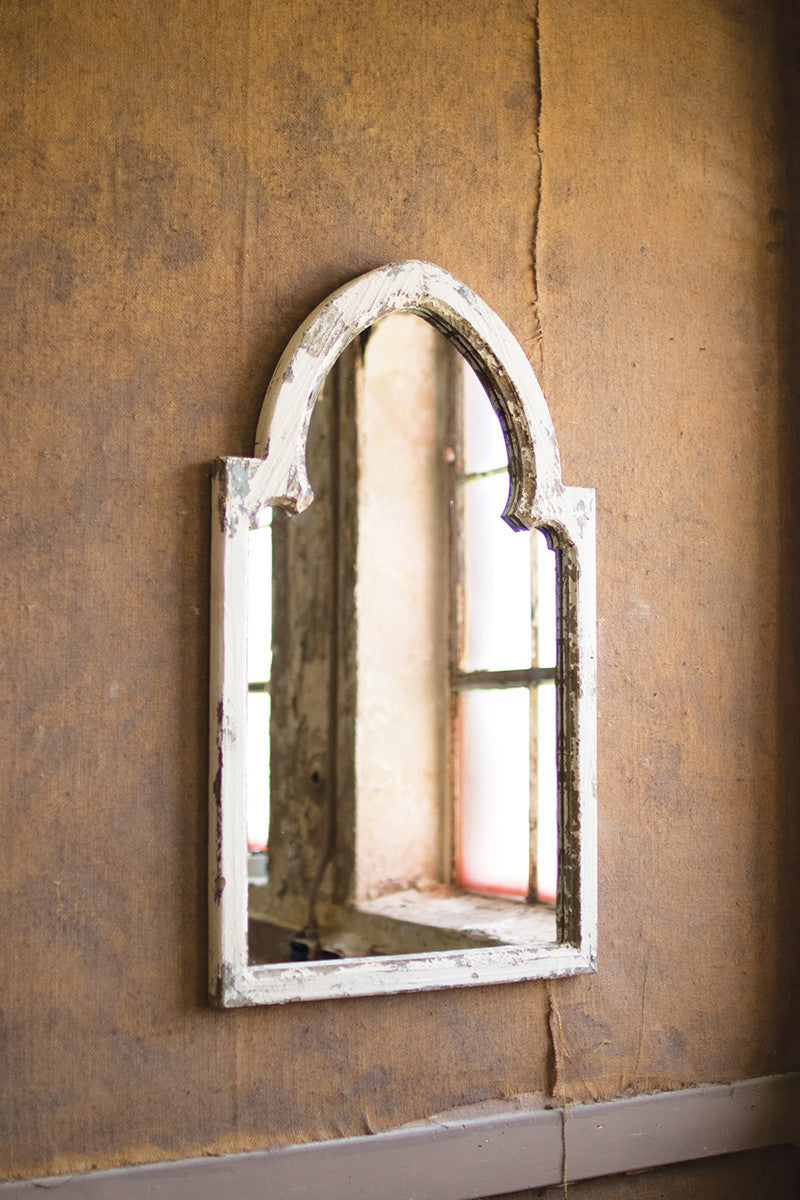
537,0,800,1103
1,0,798,1183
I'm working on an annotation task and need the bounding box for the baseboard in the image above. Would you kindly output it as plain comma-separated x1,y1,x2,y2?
2,1072,799,1198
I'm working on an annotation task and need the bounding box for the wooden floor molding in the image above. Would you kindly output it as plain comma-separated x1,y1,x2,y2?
2,1073,799,1198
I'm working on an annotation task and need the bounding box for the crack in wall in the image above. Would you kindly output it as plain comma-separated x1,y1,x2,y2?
530,0,544,376
547,981,570,1194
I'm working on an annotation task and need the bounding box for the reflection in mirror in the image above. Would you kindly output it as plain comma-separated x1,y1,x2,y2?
245,512,271,883
245,314,559,964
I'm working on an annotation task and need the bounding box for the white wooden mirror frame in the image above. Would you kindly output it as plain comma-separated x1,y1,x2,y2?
209,260,597,1006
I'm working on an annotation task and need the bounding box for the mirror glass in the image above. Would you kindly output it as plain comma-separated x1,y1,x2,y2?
245,314,559,963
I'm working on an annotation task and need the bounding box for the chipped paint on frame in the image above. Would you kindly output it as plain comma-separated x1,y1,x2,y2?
209,261,597,1006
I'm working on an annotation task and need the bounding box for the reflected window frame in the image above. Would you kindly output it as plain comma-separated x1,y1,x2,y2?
448,353,560,904
209,260,597,1007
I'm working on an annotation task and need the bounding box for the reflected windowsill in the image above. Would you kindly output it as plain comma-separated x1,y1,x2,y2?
355,886,557,946
248,884,557,964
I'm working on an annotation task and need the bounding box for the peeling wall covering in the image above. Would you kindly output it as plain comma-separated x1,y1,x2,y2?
1,0,798,1186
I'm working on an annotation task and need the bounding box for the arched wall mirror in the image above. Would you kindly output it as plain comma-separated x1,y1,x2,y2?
209,261,596,1006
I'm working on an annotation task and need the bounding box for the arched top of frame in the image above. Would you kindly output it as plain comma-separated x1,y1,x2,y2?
253,260,563,530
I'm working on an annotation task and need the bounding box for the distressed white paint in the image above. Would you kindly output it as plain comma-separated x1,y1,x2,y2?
209,260,597,1006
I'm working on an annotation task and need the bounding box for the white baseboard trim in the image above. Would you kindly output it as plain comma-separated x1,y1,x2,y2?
2,1073,798,1198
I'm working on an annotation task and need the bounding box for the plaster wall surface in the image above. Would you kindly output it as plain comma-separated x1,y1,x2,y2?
1,0,798,1182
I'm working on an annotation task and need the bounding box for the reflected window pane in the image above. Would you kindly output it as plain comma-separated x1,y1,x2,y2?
456,688,530,897
247,518,272,684
535,532,557,670
535,681,557,902
462,473,532,671
246,691,270,852
462,361,508,475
